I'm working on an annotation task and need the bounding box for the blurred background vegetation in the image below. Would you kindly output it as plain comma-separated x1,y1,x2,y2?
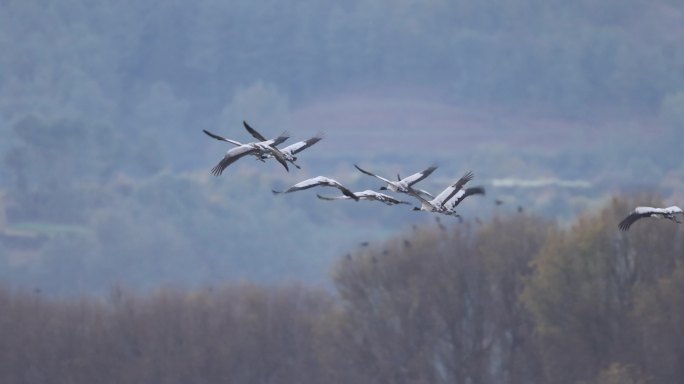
0,199,682,383
0,0,683,296
2,1,684,381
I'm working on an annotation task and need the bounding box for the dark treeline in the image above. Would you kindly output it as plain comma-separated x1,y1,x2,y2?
3,0,682,120
2,196,682,384
3,0,684,154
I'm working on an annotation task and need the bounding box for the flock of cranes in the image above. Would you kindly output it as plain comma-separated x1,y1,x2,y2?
205,121,683,230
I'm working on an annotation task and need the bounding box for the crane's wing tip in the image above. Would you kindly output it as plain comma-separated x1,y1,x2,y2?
316,194,335,201
617,218,632,231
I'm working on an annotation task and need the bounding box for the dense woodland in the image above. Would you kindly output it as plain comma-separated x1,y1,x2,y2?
2,1,683,381
1,197,682,383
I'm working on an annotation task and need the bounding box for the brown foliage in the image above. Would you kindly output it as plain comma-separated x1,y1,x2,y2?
632,266,684,383
330,215,553,384
1,197,683,384
0,283,333,384
523,195,684,384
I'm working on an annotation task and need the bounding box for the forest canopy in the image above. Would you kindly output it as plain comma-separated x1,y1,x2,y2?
0,197,682,383
1,1,682,382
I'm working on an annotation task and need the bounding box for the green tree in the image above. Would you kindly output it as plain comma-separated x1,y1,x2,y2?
329,217,552,384
523,201,627,383
584,363,648,384
476,214,555,383
522,196,683,383
631,265,684,384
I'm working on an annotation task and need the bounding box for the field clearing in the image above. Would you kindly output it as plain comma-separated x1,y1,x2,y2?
290,94,660,157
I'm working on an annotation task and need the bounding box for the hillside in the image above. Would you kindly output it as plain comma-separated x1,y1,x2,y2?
1,0,684,293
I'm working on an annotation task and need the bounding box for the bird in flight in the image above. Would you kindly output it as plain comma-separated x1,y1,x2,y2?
409,170,475,215
204,129,290,175
242,121,322,169
443,186,486,212
618,205,683,231
354,163,437,197
316,190,410,205
272,176,360,201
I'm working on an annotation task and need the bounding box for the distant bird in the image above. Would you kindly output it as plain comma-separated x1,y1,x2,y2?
618,206,683,231
443,186,486,211
434,216,446,231
354,164,437,196
410,171,474,215
495,199,504,206
203,129,290,175
316,190,410,205
272,176,360,201
242,121,322,169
